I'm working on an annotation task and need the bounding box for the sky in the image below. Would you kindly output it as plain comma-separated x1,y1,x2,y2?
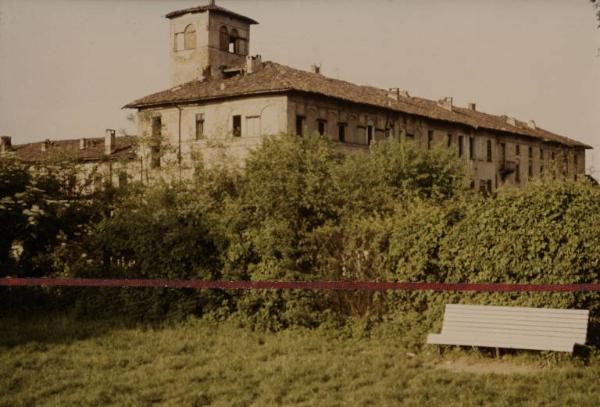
1,0,599,174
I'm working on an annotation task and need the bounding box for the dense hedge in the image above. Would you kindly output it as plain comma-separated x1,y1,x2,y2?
2,134,599,340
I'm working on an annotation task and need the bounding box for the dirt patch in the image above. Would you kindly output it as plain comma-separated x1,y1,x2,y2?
433,357,541,375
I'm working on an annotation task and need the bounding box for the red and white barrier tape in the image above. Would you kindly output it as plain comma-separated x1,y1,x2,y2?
1,278,600,292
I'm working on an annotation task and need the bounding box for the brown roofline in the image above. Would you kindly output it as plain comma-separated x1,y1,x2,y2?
165,5,258,24
123,88,292,109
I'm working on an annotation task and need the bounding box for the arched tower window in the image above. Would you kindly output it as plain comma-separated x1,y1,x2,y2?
219,26,229,51
184,24,196,50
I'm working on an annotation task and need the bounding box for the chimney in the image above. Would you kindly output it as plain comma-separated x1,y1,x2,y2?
0,136,11,154
438,97,453,112
105,129,116,155
41,139,51,152
467,102,476,111
527,120,536,130
246,55,262,74
311,64,321,74
80,138,87,150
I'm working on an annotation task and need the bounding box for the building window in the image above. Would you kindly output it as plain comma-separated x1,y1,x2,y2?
447,133,453,148
246,116,261,138
232,115,242,137
458,135,464,157
528,146,533,158
150,116,161,169
427,130,433,150
528,163,533,178
296,115,305,136
195,113,205,140
118,171,128,188
479,180,486,193
174,33,184,52
406,133,415,142
515,144,520,157
515,164,520,183
551,151,555,161
183,24,196,50
540,148,544,160
367,125,374,145
317,119,327,136
499,142,506,164
338,123,346,142
229,28,239,53
486,140,492,162
219,26,229,51
469,137,475,160
385,126,394,138
540,165,544,175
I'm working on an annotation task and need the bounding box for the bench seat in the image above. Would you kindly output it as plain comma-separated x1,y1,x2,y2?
427,304,589,353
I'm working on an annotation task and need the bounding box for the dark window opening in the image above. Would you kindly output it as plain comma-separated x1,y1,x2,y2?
487,180,492,193
367,125,374,145
486,140,493,162
551,151,555,161
118,171,128,188
469,137,475,160
229,28,240,54
219,26,229,51
458,135,464,157
232,115,242,137
296,115,305,136
447,133,453,148
150,116,162,169
528,146,533,158
195,113,205,140
479,180,487,194
540,148,544,160
427,130,433,150
515,144,520,157
499,142,506,165
574,153,578,167
338,123,346,143
515,164,521,183
528,163,533,178
540,165,544,175
385,126,394,138
317,120,327,136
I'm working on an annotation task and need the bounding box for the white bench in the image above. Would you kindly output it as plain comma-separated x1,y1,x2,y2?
427,304,589,353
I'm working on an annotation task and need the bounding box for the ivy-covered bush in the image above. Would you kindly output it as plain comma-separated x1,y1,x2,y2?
3,134,600,340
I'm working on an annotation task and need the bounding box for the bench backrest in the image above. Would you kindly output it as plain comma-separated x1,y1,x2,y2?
441,304,589,345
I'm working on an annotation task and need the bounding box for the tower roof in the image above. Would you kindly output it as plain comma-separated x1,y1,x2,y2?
165,3,258,24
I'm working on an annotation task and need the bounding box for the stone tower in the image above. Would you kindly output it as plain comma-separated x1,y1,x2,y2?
166,0,259,86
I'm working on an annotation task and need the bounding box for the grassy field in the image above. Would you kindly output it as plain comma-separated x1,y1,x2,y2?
1,316,600,407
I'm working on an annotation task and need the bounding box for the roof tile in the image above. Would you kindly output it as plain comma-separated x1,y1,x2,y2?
124,62,591,149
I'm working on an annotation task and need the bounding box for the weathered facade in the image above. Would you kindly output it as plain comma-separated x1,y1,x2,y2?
124,1,591,192
0,131,139,190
